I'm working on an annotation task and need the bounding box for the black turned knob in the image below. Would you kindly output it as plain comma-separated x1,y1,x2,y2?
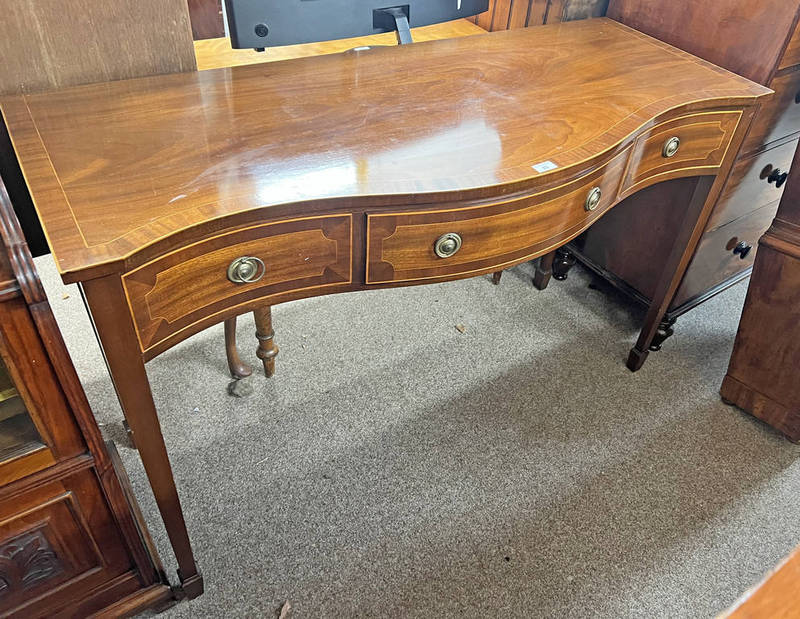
767,168,789,188
733,241,752,260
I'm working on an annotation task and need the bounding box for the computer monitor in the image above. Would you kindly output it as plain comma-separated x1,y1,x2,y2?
222,0,490,50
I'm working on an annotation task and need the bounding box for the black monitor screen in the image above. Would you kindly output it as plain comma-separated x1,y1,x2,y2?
223,0,490,49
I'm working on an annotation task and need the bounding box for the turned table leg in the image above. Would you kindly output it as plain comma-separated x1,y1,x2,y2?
81,276,203,599
551,247,576,281
533,251,556,290
224,316,252,379
492,271,503,285
253,306,278,378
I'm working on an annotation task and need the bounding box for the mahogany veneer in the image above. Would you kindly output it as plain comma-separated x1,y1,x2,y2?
0,19,770,590
555,1,800,349
722,141,800,442
0,175,171,616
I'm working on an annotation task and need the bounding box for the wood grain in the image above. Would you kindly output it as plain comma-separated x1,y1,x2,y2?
607,0,800,84
478,0,605,29
724,544,800,618
82,274,202,596
0,472,134,617
707,138,798,231
0,296,83,485
742,68,800,155
123,215,352,355
0,16,768,596
0,0,196,96
619,111,741,198
722,140,800,442
188,0,225,40
672,201,779,308
366,148,630,284
0,19,770,283
566,0,800,332
0,172,169,614
779,20,800,71
194,19,487,70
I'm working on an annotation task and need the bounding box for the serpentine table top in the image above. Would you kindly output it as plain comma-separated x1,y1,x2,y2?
1,18,769,282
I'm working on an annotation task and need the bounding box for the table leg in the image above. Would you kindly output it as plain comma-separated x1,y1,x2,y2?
253,306,278,378
533,251,556,290
627,176,715,371
627,105,757,371
224,316,253,379
81,276,203,599
491,271,503,285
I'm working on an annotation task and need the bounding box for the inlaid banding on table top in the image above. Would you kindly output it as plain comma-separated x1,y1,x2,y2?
0,18,771,280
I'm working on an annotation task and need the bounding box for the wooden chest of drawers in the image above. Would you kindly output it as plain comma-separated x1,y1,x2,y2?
549,1,800,346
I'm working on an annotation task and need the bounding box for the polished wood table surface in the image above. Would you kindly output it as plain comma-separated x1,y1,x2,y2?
0,18,770,596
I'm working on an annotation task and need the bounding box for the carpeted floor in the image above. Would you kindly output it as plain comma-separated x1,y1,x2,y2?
36,255,799,618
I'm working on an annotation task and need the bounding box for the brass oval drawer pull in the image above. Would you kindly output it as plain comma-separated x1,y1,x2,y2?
227,256,265,283
662,136,681,158
434,233,462,258
584,187,602,211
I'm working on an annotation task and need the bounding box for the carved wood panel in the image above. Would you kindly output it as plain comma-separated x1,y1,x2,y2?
0,529,64,599
0,488,104,615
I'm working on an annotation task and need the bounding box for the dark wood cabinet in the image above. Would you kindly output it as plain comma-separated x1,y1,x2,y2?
0,176,172,616
473,0,607,30
545,1,800,347
721,141,800,442
187,0,225,40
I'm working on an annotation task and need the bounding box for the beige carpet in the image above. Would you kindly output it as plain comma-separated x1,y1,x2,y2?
36,255,800,618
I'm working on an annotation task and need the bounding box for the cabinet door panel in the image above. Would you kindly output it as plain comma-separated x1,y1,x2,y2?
0,298,84,485
0,470,134,617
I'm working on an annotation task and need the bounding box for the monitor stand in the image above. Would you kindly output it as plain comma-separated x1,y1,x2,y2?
373,7,413,45
254,6,415,52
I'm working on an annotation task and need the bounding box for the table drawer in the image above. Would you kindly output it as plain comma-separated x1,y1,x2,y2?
619,111,741,198
707,138,798,231
672,201,779,309
742,68,800,154
123,215,352,354
366,149,630,285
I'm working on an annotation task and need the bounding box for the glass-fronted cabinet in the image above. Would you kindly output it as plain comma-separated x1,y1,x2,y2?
0,354,43,462
0,168,168,615
0,295,86,485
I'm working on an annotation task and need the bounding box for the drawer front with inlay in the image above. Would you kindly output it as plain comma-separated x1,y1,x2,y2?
742,68,800,154
366,149,630,285
123,215,352,354
620,111,741,198
707,138,798,231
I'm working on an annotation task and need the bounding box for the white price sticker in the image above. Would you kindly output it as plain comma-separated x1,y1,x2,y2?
532,160,558,173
